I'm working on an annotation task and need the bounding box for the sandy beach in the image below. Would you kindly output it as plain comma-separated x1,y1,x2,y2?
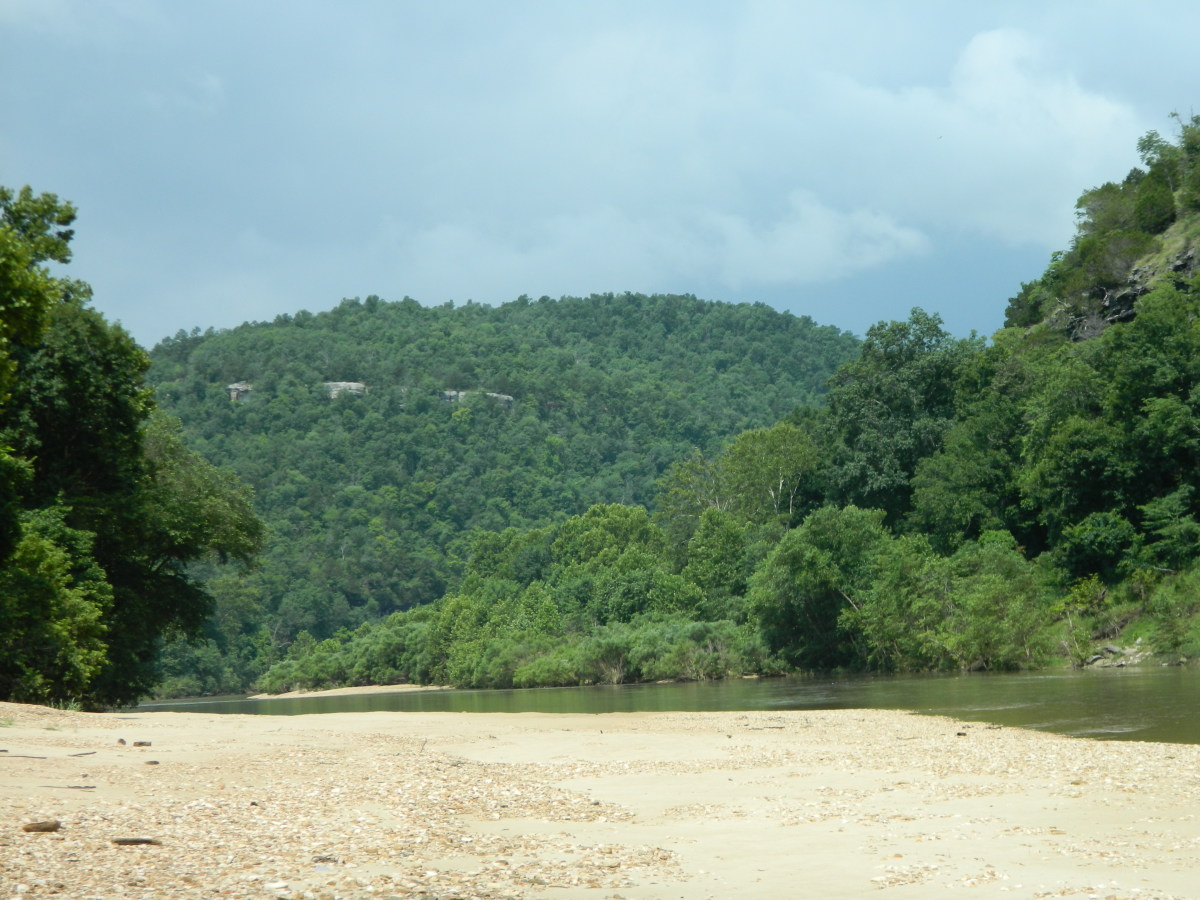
3,699,1199,899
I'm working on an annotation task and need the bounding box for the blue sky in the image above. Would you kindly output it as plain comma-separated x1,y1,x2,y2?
3,1,1196,347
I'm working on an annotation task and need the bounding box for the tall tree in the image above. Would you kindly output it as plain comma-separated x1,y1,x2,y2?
1,187,79,560
824,309,981,524
0,185,263,706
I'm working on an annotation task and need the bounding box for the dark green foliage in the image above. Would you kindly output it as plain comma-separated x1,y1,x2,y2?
823,309,982,524
0,505,110,702
1133,170,1176,235
747,506,889,669
1003,116,1200,335
17,117,1199,701
257,116,1200,690
681,508,752,616
150,294,857,694
1,187,79,560
259,501,771,692
0,185,264,707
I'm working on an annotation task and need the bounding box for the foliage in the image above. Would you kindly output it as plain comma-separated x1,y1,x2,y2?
149,294,857,694
11,119,1198,702
244,121,1200,691
0,506,110,703
1145,566,1200,657
259,501,771,691
1004,114,1200,333
0,185,264,707
822,310,983,524
747,506,889,669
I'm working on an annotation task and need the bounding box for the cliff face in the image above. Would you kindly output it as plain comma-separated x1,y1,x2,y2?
1005,116,1200,337
1101,246,1198,325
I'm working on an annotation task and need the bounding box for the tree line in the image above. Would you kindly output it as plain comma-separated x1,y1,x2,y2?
146,291,858,695
6,115,1200,704
260,118,1200,692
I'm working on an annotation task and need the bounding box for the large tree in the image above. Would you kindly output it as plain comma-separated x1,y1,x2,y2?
0,186,263,706
823,309,982,524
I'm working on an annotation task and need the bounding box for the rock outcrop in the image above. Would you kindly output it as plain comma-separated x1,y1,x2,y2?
324,382,368,398
440,389,514,408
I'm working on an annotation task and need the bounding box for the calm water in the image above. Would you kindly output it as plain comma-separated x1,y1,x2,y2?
140,667,1200,744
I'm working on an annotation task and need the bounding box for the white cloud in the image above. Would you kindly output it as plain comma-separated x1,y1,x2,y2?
4,1,1192,345
702,192,930,286
372,191,927,306
804,28,1143,246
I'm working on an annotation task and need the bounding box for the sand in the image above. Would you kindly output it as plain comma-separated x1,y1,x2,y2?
3,699,1199,900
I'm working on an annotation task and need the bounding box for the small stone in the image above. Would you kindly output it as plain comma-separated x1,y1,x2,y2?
22,821,61,833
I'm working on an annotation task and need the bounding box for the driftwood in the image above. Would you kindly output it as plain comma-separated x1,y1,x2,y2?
113,837,162,846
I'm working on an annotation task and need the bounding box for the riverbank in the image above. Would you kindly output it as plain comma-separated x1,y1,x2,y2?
246,682,451,700
3,702,1199,899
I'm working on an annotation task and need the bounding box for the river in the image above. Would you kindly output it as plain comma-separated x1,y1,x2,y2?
139,665,1200,744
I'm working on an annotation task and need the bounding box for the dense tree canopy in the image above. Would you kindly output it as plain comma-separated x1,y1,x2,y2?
253,121,1200,693
147,293,858,695
0,186,263,707
13,119,1200,703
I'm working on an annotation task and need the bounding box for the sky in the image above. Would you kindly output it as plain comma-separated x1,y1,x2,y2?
2,1,1197,348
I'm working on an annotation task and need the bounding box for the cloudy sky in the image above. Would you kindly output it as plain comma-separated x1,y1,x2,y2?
2,1,1196,347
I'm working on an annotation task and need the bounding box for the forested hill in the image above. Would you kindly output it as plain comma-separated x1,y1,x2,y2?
147,293,858,694
225,116,1200,698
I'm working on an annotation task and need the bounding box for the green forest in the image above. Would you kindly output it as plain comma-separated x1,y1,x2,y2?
145,292,858,695
5,117,1200,706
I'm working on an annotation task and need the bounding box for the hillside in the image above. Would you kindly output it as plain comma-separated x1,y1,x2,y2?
11,118,1200,707
254,117,1200,696
147,293,859,694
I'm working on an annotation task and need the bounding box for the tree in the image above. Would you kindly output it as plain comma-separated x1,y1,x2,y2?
824,309,981,524
681,507,750,614
0,506,111,703
0,187,79,560
719,423,823,526
945,532,1052,670
848,533,954,671
0,185,264,706
748,505,889,668
0,186,77,391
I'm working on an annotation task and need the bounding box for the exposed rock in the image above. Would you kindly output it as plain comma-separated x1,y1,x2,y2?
323,381,367,398
440,389,514,408
1084,641,1155,668
21,821,60,833
1101,246,1197,326
226,382,253,402
1169,247,1196,272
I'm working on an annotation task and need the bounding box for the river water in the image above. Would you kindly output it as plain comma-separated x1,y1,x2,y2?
139,666,1200,744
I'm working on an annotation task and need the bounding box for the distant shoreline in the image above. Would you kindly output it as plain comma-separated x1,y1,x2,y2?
246,681,451,700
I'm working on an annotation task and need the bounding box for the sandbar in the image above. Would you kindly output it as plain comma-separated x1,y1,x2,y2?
2,701,1198,898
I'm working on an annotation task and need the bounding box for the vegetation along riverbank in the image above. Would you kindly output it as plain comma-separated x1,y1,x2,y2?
5,120,1200,707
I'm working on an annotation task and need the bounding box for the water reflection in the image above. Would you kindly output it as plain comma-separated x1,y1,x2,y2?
139,667,1200,744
